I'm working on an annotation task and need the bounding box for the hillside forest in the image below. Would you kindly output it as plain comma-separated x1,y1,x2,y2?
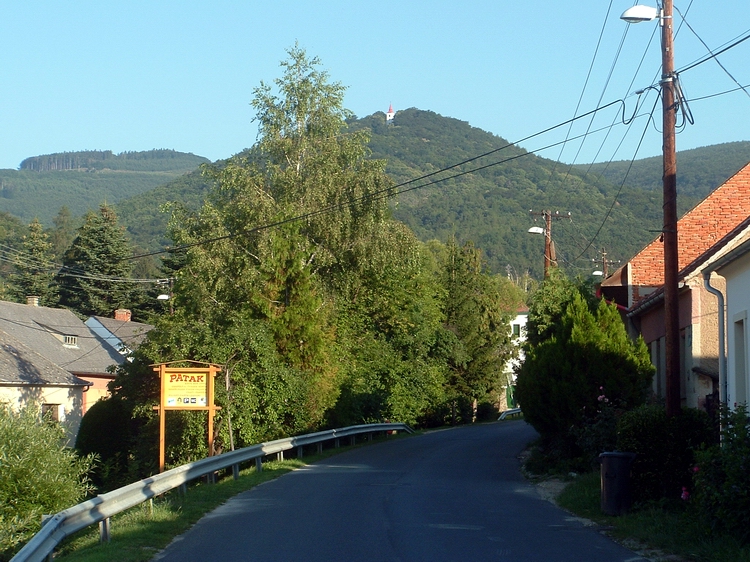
1,113,749,282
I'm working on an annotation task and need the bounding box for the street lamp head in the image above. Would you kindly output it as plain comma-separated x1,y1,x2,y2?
157,294,170,301
592,270,604,277
620,5,659,23
528,226,545,235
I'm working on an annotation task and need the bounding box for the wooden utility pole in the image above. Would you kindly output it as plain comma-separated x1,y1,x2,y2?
594,248,620,278
661,0,681,417
530,210,570,277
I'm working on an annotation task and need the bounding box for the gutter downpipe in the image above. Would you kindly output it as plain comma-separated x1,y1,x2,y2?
703,271,727,406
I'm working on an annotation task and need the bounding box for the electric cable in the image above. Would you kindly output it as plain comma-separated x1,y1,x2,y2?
539,0,617,193
687,83,750,102
125,98,642,262
572,92,661,261
674,5,750,101
677,29,750,74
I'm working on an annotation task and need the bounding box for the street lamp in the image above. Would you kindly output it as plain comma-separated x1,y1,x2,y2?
620,5,659,23
621,1,681,417
529,210,570,278
156,278,174,315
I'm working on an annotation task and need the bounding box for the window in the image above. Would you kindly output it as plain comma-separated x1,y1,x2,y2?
734,313,747,405
512,324,521,337
42,404,61,422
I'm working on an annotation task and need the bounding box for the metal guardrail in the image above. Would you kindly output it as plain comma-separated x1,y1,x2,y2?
498,407,522,420
12,422,413,562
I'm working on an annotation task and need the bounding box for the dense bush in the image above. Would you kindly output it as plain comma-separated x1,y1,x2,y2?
617,404,716,503
516,288,653,457
75,398,132,489
570,397,620,468
0,406,95,561
693,405,750,543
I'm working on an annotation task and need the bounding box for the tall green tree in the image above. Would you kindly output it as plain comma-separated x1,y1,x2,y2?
330,224,448,427
49,206,77,260
441,240,523,414
56,204,141,317
7,218,58,306
110,45,400,464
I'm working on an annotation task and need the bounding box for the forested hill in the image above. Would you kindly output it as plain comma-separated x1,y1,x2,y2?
18,149,208,173
346,108,697,278
578,141,750,199
0,150,209,226
116,109,748,279
3,114,747,280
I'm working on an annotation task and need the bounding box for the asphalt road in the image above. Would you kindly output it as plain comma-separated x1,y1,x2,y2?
154,420,646,561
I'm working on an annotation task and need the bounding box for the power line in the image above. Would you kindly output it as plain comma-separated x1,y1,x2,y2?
0,242,167,285
677,29,750,74
126,98,640,262
572,92,662,262
674,6,750,101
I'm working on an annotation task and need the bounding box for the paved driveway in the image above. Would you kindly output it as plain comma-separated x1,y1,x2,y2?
155,420,646,561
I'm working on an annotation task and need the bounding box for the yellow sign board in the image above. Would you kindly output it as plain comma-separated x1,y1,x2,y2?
154,363,221,472
163,370,209,409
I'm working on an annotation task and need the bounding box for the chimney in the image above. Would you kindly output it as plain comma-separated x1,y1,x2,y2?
26,296,40,307
114,309,132,322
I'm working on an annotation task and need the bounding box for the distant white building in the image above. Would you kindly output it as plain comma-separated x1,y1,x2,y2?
502,307,528,409
386,103,395,122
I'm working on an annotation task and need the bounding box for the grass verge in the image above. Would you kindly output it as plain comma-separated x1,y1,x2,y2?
556,471,750,562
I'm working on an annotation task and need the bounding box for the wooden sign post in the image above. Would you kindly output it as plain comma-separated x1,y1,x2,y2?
154,363,221,473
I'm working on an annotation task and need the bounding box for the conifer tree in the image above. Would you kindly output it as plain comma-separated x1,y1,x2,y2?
56,204,139,317
49,206,77,260
441,240,522,412
8,219,58,306
515,278,653,453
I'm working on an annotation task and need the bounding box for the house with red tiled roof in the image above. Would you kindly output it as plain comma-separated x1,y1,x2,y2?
601,161,750,410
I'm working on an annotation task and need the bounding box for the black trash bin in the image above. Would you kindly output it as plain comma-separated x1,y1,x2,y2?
599,451,637,516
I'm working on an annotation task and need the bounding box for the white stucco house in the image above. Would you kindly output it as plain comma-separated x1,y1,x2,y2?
705,238,750,408
501,307,528,409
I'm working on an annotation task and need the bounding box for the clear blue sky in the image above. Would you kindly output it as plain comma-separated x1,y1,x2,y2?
1,1,748,170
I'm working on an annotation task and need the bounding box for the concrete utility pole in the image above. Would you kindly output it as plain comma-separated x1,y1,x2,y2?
661,0,681,417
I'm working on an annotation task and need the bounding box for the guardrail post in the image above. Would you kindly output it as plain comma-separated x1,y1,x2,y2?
317,442,323,454
232,463,240,480
350,435,355,446
297,446,303,458
335,438,340,448
99,517,111,543
256,457,263,472
368,432,373,442
276,451,284,462
179,483,187,496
